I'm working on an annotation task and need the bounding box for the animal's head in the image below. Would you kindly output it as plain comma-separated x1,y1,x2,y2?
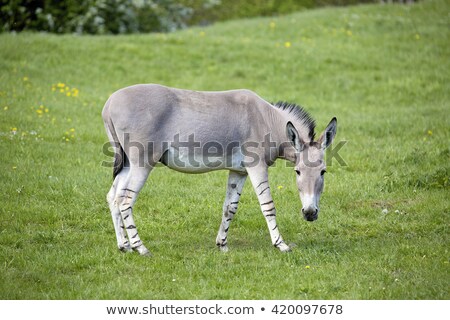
286,118,337,221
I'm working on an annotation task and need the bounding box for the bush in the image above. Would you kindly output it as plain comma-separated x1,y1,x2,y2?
0,0,194,34
0,0,412,34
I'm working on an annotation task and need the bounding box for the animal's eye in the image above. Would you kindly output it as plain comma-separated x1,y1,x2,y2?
295,169,301,176
321,170,327,176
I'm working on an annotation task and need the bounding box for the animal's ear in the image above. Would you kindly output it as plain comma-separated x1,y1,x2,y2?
317,117,337,150
286,121,304,152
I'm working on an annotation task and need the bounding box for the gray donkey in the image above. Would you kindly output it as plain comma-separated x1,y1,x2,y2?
102,84,337,255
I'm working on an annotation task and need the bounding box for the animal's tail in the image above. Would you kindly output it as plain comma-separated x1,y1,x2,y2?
112,133,125,180
102,98,126,180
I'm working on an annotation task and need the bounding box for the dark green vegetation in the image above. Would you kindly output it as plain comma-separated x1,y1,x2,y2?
2,0,382,34
0,0,448,299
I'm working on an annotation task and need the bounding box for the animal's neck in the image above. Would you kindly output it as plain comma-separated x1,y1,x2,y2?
268,107,309,164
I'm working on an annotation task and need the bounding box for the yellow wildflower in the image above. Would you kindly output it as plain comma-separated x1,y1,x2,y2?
277,185,283,190
72,88,79,97
269,21,276,29
23,76,29,81
284,41,291,48
70,128,75,132
427,130,432,136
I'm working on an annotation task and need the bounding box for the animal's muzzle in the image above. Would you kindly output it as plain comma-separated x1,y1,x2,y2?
302,207,318,222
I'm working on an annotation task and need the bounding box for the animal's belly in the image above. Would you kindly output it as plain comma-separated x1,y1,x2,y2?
160,147,245,173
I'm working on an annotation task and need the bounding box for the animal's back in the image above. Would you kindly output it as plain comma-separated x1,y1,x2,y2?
104,84,268,142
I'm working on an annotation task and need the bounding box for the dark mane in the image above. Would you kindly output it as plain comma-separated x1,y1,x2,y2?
273,101,316,140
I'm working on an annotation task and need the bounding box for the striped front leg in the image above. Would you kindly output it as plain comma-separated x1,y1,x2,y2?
216,171,247,252
247,167,291,252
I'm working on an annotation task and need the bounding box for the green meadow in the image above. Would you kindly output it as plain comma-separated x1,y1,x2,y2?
0,0,448,299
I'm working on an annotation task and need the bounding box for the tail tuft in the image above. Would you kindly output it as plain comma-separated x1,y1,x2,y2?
113,143,125,180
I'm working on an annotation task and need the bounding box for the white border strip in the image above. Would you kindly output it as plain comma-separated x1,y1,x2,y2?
1,300,448,320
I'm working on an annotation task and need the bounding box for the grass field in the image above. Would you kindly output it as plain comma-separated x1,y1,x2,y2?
0,0,448,299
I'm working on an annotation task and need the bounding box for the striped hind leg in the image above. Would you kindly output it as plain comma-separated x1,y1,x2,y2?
216,171,247,252
107,166,133,252
115,165,152,256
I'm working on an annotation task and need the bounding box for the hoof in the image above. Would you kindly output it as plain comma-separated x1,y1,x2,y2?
276,242,292,253
134,245,152,257
119,245,133,253
218,244,229,253
140,250,153,257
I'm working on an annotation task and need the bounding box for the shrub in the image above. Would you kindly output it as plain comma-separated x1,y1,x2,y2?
0,0,413,34
0,0,194,34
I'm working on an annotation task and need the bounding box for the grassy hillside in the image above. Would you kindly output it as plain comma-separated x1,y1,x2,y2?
0,0,448,299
